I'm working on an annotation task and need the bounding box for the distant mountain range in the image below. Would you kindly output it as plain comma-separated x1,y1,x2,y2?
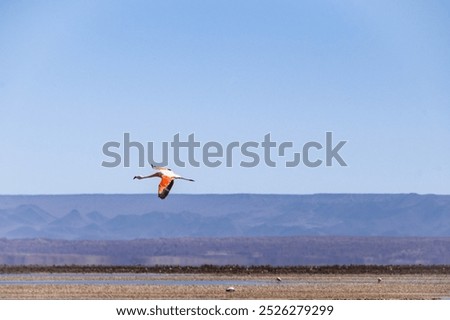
0,193,449,240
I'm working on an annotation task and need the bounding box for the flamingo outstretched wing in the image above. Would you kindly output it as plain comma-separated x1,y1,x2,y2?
158,176,175,199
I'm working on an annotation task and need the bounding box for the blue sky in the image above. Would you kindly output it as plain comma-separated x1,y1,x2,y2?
1,0,449,195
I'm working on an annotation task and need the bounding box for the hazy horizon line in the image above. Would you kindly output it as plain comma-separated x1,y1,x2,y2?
0,192,448,197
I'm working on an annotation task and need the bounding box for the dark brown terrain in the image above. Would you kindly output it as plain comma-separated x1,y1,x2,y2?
1,264,449,275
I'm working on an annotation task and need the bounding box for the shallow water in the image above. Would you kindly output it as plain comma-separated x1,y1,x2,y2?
0,273,274,286
0,273,424,286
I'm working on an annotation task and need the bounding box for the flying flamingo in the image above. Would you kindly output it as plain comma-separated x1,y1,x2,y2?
133,164,194,199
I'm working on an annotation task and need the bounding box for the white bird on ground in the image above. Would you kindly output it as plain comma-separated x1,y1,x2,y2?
226,287,236,292
133,164,194,199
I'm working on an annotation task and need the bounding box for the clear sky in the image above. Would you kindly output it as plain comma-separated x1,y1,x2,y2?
1,0,449,195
